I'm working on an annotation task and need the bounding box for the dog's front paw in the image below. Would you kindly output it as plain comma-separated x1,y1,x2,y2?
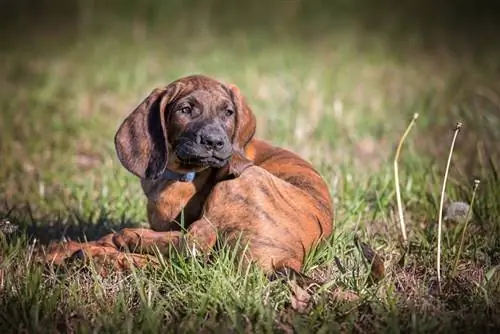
42,240,86,266
69,249,160,275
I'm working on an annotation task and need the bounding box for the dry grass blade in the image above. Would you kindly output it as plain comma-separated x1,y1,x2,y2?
437,121,463,293
394,113,419,244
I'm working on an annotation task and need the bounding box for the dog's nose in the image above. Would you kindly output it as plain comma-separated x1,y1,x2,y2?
198,133,225,151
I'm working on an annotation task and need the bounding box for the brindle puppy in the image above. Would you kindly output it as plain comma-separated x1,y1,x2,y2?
45,75,334,277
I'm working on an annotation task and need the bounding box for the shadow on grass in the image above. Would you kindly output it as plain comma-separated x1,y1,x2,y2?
0,201,140,246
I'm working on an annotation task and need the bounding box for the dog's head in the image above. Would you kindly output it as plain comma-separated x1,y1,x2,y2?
114,75,256,181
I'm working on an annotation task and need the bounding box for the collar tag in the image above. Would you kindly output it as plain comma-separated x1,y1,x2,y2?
162,169,196,182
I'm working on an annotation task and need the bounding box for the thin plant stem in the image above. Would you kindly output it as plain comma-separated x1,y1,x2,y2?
394,113,419,244
451,179,480,278
437,121,462,293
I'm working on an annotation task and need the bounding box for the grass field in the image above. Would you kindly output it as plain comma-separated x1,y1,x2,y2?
1,1,500,332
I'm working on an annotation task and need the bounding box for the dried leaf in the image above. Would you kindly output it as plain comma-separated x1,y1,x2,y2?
334,256,346,274
331,287,360,302
289,280,312,313
354,236,385,283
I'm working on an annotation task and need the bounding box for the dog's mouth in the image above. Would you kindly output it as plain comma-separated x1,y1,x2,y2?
177,154,230,169
174,143,232,169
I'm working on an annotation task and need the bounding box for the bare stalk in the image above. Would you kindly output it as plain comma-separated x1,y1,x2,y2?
394,113,419,244
451,179,480,278
437,122,463,293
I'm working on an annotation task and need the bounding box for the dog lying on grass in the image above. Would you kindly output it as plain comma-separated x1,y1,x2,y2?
44,74,334,279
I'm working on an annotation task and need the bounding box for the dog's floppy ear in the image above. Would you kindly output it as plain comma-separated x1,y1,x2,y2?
226,84,257,177
114,83,184,180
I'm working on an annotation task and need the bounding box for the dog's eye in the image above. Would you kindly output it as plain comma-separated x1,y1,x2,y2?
225,109,234,117
179,106,192,115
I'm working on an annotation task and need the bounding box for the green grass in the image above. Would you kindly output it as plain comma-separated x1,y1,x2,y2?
1,1,500,332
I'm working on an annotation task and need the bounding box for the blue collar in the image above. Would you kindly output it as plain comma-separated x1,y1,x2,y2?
162,169,196,182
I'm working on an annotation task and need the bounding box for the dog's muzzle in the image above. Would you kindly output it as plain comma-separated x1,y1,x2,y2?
174,123,232,168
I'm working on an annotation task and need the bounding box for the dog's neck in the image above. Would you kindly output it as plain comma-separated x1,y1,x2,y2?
161,169,197,182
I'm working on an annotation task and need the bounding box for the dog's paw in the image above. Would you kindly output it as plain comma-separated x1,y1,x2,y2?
42,240,85,266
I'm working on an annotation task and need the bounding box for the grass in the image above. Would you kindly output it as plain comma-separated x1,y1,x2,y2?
1,1,500,332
